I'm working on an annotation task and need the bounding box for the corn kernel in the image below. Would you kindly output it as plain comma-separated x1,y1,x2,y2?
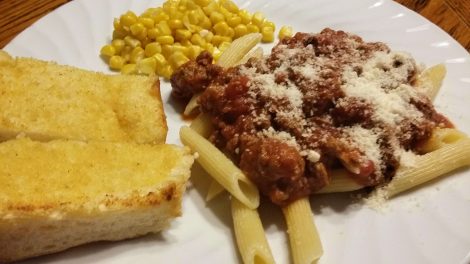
210,12,225,24
238,10,252,24
233,24,247,38
109,56,125,70
130,23,145,36
156,35,175,45
113,18,122,30
226,27,234,38
187,10,201,24
252,12,265,27
187,45,202,60
147,28,159,39
169,19,184,30
153,53,167,67
161,44,173,58
120,12,137,27
219,7,231,18
156,21,172,35
211,35,231,46
100,44,116,57
121,63,137,74
278,25,293,40
194,0,211,7
144,42,162,57
175,29,192,41
247,24,260,33
190,33,206,46
130,46,145,63
202,2,218,16
111,39,125,53
113,29,127,39
227,15,241,27
263,21,275,31
158,65,173,79
121,46,132,61
261,26,274,42
186,0,198,10
204,43,215,54
102,0,281,77
222,0,239,13
124,36,141,48
213,21,230,36
199,16,212,29
172,45,190,57
139,17,155,28
178,5,187,12
200,29,214,42
181,39,192,46
169,52,190,69
153,12,170,23
137,57,157,75
135,28,148,40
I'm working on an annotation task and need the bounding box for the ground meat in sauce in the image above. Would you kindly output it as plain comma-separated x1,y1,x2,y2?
171,28,453,206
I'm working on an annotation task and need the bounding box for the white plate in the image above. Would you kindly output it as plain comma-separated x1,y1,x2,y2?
5,0,470,263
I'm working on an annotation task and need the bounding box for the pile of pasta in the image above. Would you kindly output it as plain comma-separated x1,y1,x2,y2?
179,33,470,264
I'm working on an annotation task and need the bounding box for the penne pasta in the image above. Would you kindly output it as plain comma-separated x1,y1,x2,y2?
177,28,466,264
231,198,275,264
317,169,363,194
206,180,225,201
238,46,264,65
217,33,262,68
282,198,323,264
417,63,446,101
180,126,260,209
190,113,213,139
183,92,202,116
382,138,470,197
420,128,467,153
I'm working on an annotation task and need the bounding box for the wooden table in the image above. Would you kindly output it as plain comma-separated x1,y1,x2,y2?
0,0,469,51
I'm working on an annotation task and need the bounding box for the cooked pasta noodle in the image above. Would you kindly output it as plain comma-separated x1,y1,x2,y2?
180,126,260,209
384,138,470,197
282,198,323,264
418,64,446,101
206,180,225,201
231,198,275,264
189,113,213,138
317,169,362,194
421,128,467,153
177,30,468,264
183,92,202,116
238,46,264,65
217,33,262,68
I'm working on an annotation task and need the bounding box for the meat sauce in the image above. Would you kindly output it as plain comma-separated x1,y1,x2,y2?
171,28,452,206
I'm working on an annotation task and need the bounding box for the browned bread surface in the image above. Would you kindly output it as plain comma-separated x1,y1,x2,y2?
0,51,167,144
0,138,193,262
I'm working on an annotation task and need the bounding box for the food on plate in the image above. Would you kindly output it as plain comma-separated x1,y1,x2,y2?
0,51,166,144
0,137,193,263
100,0,281,78
172,29,470,263
172,28,463,204
0,50,194,262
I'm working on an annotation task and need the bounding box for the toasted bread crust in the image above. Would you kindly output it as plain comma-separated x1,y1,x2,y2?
0,139,194,262
0,52,167,144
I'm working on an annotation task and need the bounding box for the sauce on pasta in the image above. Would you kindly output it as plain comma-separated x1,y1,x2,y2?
171,28,452,206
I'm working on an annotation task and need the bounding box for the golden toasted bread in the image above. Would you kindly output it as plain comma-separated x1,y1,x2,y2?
0,51,167,144
0,137,194,262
